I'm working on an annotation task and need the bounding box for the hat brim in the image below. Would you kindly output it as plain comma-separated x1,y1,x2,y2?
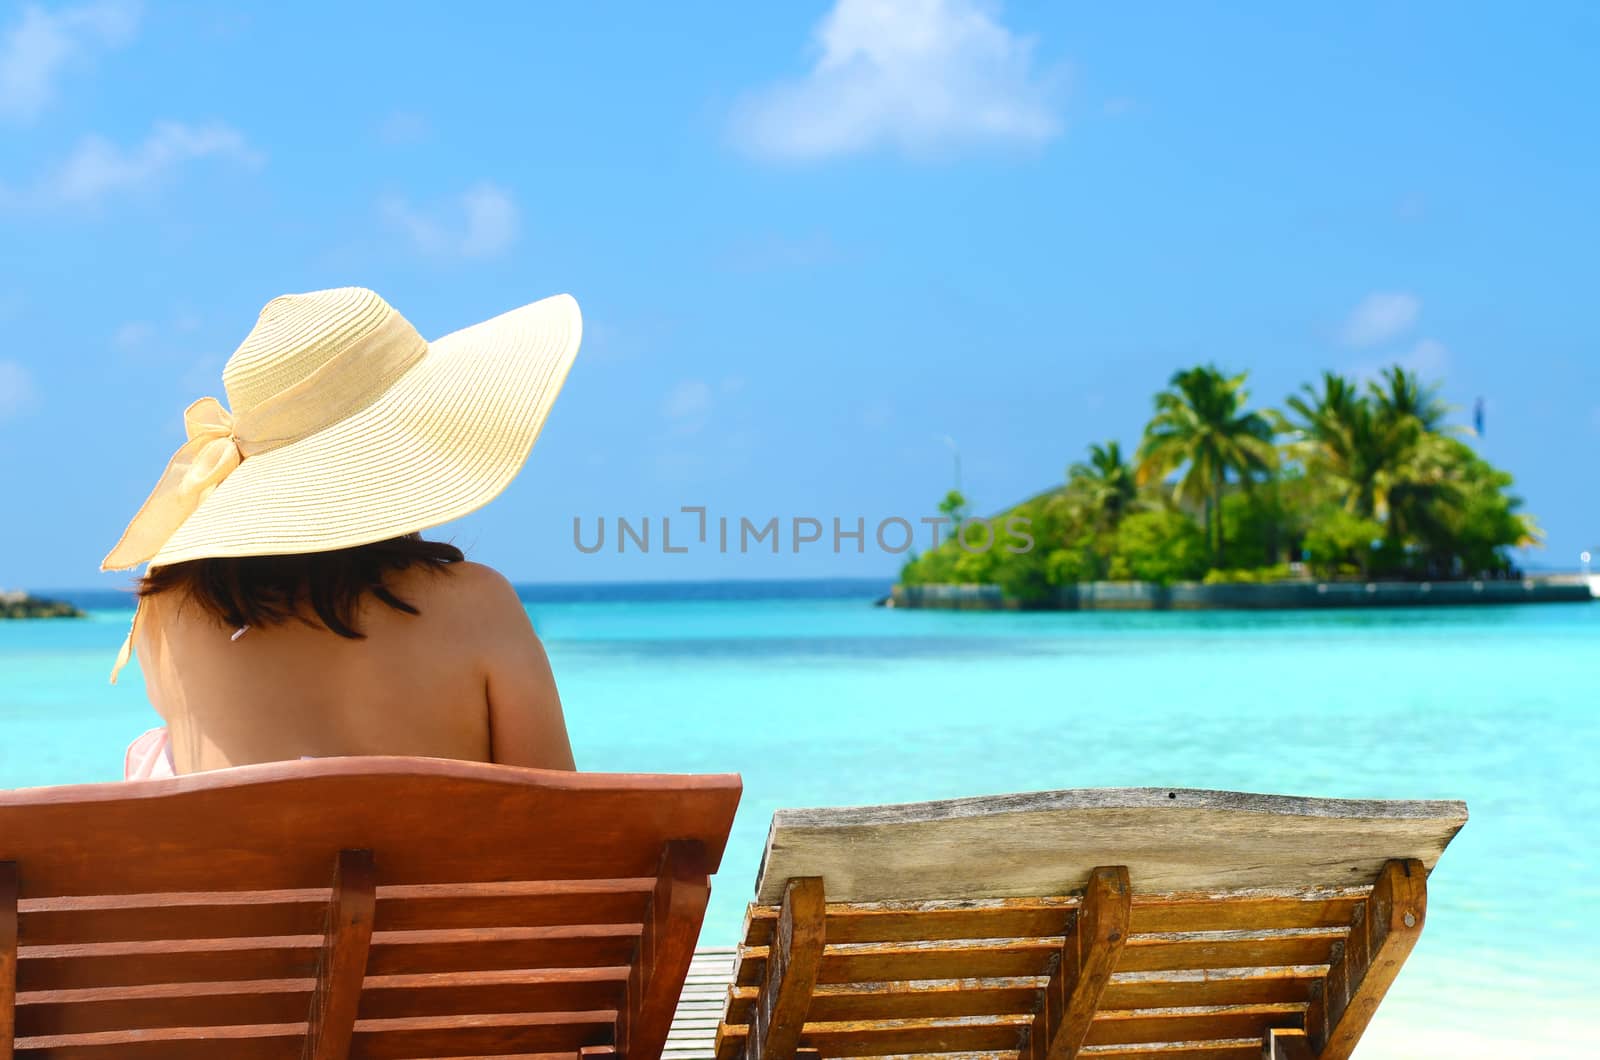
147,293,581,567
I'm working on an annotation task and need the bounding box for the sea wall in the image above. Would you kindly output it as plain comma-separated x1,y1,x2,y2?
891,578,1595,611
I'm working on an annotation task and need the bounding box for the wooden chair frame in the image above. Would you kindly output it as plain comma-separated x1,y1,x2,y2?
715,788,1463,1060
0,757,742,1060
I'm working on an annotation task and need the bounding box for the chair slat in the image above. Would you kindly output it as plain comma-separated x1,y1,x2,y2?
15,980,310,1037
740,892,1364,948
18,892,326,947
1080,1041,1263,1060
13,972,635,1046
365,926,641,977
726,979,1042,1025
15,1021,303,1060
1100,969,1319,1010
356,968,627,1020
1084,1003,1305,1047
736,939,1059,988
347,1010,615,1059
18,937,321,992
16,879,656,948
1114,931,1345,974
747,928,1337,990
1128,895,1362,934
373,879,653,933
742,900,1077,947
723,1015,1029,1057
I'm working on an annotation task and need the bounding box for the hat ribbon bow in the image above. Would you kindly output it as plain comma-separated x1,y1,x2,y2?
101,397,243,572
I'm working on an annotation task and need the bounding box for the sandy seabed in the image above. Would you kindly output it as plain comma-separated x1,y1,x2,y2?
1356,998,1591,1058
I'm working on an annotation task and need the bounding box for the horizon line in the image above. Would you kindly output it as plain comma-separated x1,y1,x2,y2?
29,573,902,597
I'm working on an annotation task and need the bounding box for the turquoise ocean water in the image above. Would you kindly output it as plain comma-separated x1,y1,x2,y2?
1,582,1595,1056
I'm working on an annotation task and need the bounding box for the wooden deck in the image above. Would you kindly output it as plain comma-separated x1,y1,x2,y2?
669,947,737,1059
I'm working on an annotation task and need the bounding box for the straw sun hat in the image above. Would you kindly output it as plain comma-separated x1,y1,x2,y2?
102,286,581,678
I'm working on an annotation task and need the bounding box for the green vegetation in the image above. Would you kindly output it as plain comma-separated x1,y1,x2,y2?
1108,510,1208,584
901,365,1539,600
1137,367,1275,565
0,590,84,619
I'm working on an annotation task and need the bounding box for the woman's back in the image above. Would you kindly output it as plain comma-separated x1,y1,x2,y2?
137,561,573,774
99,287,583,773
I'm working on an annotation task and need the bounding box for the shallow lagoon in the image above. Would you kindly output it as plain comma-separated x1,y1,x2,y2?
2,582,1594,1057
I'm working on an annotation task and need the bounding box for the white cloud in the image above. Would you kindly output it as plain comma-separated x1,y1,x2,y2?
112,312,202,356
0,0,140,123
662,377,748,442
178,353,223,397
578,315,678,364
578,320,631,363
721,230,842,271
1350,336,1449,385
381,181,519,260
662,380,714,435
111,320,153,351
730,0,1062,161
860,397,895,429
377,110,431,145
1340,291,1421,349
36,121,260,205
1401,337,1448,377
0,359,37,419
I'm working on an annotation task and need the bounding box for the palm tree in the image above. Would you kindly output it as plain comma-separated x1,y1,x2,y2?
1137,366,1276,564
1066,441,1138,531
1285,367,1459,539
1284,371,1392,518
1382,436,1461,553
1282,372,1363,452
1370,365,1452,434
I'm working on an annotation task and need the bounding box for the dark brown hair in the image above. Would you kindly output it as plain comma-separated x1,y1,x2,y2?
139,534,464,638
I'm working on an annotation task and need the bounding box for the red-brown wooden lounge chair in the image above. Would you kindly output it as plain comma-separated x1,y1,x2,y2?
0,757,742,1059
715,788,1466,1060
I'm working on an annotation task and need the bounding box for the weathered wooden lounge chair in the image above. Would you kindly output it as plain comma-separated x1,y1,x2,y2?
0,757,741,1059
715,788,1466,1060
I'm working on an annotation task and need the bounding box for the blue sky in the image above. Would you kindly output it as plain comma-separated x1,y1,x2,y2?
1,0,1596,589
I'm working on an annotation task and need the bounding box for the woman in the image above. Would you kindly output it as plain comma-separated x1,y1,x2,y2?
108,286,581,777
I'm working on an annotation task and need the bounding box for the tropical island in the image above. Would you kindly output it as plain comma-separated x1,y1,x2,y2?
896,364,1585,609
0,590,85,619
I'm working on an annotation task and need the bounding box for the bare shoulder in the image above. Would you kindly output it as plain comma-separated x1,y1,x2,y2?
436,561,520,601
402,561,532,640
392,560,513,603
